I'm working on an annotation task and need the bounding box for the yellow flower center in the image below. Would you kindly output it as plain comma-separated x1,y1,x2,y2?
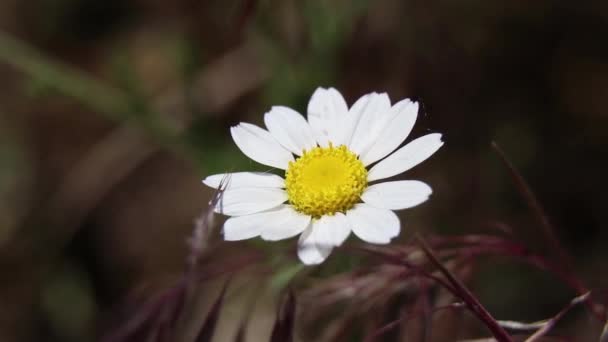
285,144,368,218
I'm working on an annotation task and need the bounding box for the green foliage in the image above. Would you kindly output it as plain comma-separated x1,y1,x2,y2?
41,263,97,342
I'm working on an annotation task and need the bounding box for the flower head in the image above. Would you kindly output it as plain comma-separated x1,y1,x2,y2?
203,87,443,265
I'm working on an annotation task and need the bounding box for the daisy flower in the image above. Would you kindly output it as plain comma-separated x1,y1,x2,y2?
203,87,443,265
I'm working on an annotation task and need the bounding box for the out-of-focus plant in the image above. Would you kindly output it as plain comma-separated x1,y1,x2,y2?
1,1,606,341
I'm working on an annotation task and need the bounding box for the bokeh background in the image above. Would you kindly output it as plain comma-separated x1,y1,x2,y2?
1,0,607,341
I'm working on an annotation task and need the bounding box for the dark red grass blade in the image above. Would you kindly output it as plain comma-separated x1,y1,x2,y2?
195,280,230,342
365,303,465,341
164,282,188,339
415,235,513,342
600,320,608,342
270,290,296,342
187,179,226,273
101,283,186,342
492,142,605,321
525,292,590,342
233,283,263,342
234,0,258,35
491,142,572,272
347,244,458,294
325,314,357,342
233,319,247,342
101,304,158,342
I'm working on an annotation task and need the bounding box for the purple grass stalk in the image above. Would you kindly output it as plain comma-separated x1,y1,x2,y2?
365,302,466,341
415,235,514,342
600,320,608,342
415,274,433,342
349,244,459,294
426,234,513,248
484,220,516,235
304,269,397,312
102,178,251,342
234,0,259,36
426,232,607,327
435,239,595,305
524,292,590,342
491,142,605,322
324,314,358,342
270,290,296,342
157,283,188,341
101,282,186,342
491,142,570,268
194,280,230,342
233,322,246,342
187,178,226,274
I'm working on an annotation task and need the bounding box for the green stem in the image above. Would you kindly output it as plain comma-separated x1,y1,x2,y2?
0,30,182,147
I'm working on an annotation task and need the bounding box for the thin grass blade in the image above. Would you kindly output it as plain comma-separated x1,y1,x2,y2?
270,290,296,342
233,319,247,342
415,235,513,342
524,292,590,342
195,280,230,342
600,319,608,342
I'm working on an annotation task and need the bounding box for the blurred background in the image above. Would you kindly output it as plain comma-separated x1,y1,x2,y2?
1,0,607,341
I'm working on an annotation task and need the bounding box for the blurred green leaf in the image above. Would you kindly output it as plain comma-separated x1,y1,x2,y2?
41,263,96,342
270,263,305,291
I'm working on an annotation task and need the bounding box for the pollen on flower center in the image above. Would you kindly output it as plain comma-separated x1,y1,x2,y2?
285,144,368,218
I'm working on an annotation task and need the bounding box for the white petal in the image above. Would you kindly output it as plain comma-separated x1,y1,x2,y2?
359,100,418,166
260,206,311,241
230,123,294,170
203,172,285,189
223,215,267,241
297,223,334,265
330,213,352,246
223,205,309,241
347,92,392,155
367,133,444,182
264,106,317,155
312,213,351,247
215,187,287,216
307,87,349,147
361,180,432,210
347,204,400,244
